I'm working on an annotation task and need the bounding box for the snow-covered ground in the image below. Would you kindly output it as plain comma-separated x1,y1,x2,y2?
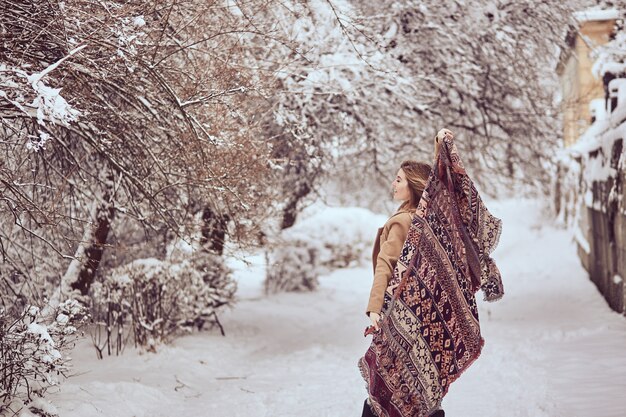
48,199,626,417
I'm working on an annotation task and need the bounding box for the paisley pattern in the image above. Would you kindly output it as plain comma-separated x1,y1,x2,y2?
358,135,504,417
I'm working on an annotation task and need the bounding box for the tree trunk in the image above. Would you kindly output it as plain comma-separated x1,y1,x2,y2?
70,199,115,294
200,206,228,255
43,194,113,314
281,181,311,230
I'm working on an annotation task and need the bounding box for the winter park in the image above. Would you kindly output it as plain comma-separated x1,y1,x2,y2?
2,1,626,417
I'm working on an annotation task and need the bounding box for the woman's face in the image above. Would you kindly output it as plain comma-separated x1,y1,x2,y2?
391,168,410,202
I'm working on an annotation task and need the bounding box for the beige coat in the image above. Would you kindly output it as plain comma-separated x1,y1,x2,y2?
366,208,414,315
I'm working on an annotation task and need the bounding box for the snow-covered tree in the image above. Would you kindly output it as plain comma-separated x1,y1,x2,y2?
236,0,590,210
341,0,582,195
0,0,296,300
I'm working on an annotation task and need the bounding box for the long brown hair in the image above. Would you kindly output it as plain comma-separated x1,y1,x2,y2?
399,160,432,211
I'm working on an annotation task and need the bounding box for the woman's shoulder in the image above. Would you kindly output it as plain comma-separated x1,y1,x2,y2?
385,208,414,228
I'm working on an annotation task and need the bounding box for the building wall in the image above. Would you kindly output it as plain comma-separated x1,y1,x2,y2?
555,125,625,315
556,12,624,315
561,19,616,147
587,137,625,313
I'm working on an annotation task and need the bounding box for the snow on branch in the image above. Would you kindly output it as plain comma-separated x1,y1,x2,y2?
26,44,88,86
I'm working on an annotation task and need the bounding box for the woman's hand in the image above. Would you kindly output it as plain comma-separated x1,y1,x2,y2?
434,128,453,161
436,128,453,142
369,312,381,331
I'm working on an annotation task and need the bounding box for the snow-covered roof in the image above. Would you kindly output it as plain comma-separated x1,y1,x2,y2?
573,9,621,22
570,86,626,156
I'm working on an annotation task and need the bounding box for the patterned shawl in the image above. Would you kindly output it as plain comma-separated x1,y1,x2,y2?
358,134,504,417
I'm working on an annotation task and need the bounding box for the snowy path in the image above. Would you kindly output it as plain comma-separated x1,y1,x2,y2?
50,200,626,417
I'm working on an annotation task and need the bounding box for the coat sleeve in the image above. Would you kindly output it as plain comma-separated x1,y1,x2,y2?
366,214,411,316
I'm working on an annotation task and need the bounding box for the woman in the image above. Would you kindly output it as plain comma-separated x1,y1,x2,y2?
360,158,439,417
365,129,448,329
365,159,432,328
360,129,504,417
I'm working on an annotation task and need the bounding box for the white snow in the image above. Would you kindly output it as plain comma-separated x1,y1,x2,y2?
592,29,626,81
567,82,626,213
26,305,40,317
55,313,70,325
165,237,195,260
28,83,80,127
589,98,607,122
26,130,51,151
600,61,626,78
133,16,146,27
48,199,626,417
573,9,621,22
27,398,59,416
573,223,590,254
27,323,54,344
571,81,626,163
224,0,244,17
27,323,63,364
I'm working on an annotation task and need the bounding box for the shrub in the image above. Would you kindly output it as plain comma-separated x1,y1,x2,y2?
264,205,386,293
89,252,236,357
265,239,319,294
282,206,386,270
0,300,86,416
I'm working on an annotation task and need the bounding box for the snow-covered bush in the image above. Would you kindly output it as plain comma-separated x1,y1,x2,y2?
265,205,386,293
89,252,235,356
0,300,86,416
283,206,386,269
265,239,320,294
